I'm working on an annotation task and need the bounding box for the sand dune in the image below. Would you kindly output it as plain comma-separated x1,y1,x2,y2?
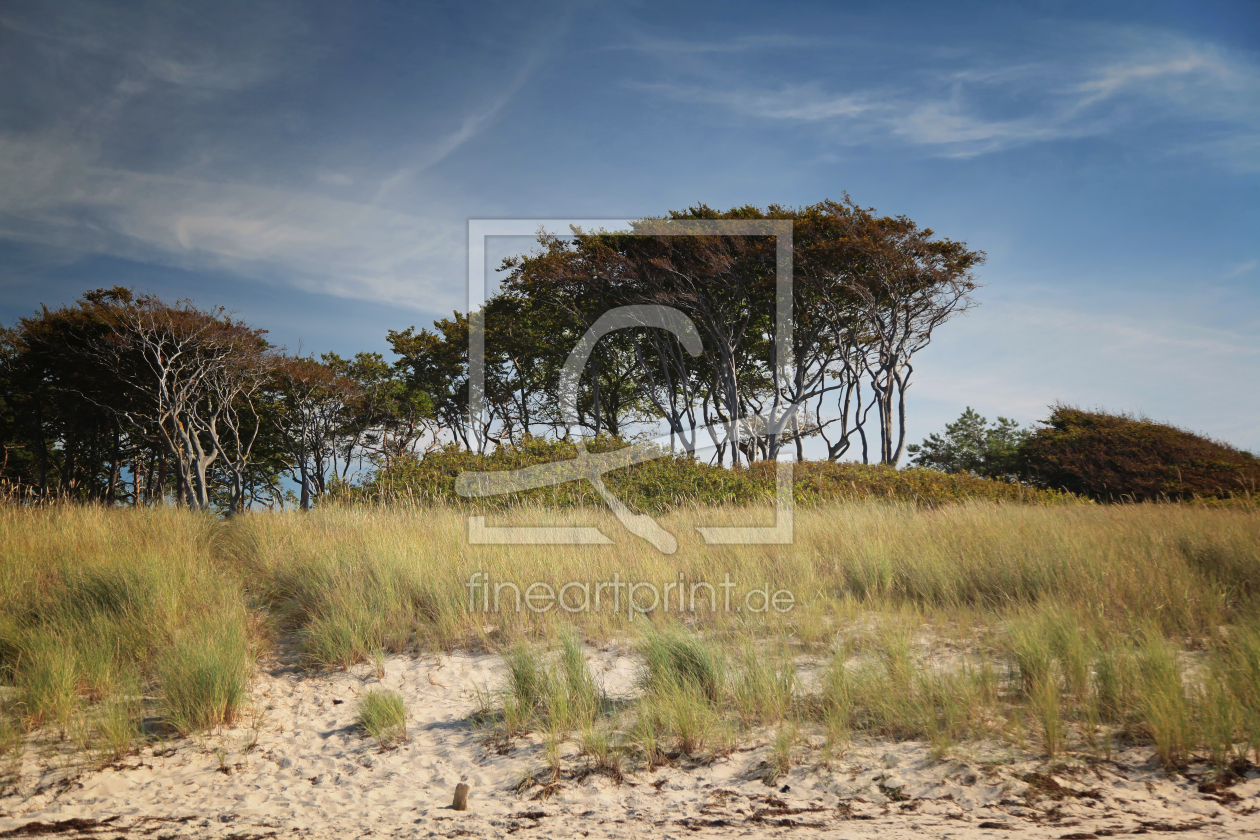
2,649,1257,839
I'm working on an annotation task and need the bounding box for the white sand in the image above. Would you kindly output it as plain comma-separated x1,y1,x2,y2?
1,649,1257,839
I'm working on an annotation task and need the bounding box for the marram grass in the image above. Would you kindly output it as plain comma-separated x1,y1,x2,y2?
1,499,1258,773
0,505,255,755
230,500,1260,649
356,689,408,747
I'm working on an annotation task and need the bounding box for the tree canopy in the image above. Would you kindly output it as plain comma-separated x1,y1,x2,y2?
0,198,992,510
907,407,1029,478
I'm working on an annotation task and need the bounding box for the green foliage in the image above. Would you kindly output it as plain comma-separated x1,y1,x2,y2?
342,435,1075,511
5,503,1260,775
632,673,726,759
262,550,441,669
503,643,551,715
731,642,797,727
1021,406,1260,502
356,689,408,747
787,460,1072,506
12,631,80,730
494,636,602,740
0,288,138,502
1135,633,1193,767
0,506,256,744
907,407,1029,478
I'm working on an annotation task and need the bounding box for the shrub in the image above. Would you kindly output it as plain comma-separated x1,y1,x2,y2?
639,629,725,703
340,436,1074,511
0,506,257,740
12,632,79,730
1021,406,1260,502
498,635,601,736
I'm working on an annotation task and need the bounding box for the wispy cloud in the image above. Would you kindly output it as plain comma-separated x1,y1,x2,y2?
631,29,1260,165
0,133,465,311
0,0,470,311
633,82,877,122
1226,259,1258,278
0,0,559,311
612,33,823,55
372,33,562,205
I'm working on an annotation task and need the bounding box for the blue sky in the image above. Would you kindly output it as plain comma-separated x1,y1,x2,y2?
1,0,1257,452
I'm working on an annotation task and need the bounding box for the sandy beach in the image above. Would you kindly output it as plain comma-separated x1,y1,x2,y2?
1,648,1256,840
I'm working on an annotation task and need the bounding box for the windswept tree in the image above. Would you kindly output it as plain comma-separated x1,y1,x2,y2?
607,214,778,465
389,318,477,451
497,233,662,441
203,327,274,514
322,351,440,473
493,200,982,466
795,198,983,464
274,355,357,510
0,196,983,510
1,288,285,509
7,288,156,501
82,293,275,511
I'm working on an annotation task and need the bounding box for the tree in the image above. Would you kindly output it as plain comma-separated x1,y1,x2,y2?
805,198,982,465
327,351,439,472
498,230,689,444
202,326,274,514
907,407,1029,478
1,196,985,508
274,355,358,510
82,293,274,511
6,288,149,502
497,200,982,466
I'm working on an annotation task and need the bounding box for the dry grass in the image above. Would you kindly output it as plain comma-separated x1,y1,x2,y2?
0,505,257,774
229,501,1260,650
2,500,1258,774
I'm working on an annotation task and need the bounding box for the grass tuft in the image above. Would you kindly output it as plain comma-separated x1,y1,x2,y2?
639,628,725,704
159,616,251,735
356,689,408,747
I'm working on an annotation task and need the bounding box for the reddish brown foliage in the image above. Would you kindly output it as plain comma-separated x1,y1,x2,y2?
1021,407,1260,502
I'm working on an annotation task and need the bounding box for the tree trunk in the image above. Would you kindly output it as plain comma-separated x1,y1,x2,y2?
34,395,49,497
592,357,602,438
891,370,910,466
107,422,120,504
299,438,311,511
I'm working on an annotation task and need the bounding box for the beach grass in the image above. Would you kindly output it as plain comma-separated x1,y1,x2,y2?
355,689,408,748
1,499,1258,773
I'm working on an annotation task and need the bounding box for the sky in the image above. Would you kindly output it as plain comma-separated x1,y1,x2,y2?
1,0,1257,454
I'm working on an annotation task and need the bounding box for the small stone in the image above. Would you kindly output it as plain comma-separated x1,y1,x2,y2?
452,782,470,811
277,757,293,769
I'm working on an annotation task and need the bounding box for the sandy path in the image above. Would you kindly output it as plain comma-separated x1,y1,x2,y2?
1,650,1257,839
